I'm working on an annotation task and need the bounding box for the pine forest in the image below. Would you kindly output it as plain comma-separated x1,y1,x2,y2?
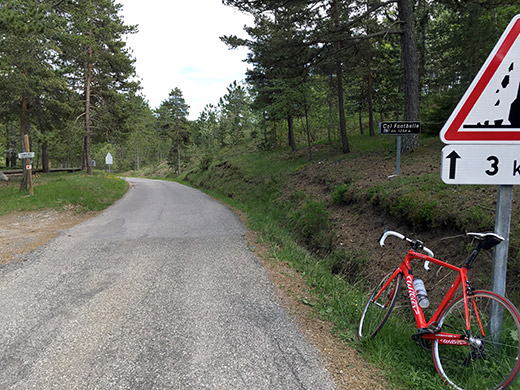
1,0,519,175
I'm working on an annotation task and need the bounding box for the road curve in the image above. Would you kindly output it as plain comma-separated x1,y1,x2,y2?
0,178,336,390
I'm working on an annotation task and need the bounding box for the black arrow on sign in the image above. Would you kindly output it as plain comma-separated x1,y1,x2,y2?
446,151,461,179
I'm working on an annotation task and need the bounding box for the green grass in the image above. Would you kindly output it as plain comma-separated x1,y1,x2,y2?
0,172,128,215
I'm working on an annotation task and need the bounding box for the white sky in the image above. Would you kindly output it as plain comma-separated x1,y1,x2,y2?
118,0,252,119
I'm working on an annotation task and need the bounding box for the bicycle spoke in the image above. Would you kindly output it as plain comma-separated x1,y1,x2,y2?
433,292,520,389
358,272,402,339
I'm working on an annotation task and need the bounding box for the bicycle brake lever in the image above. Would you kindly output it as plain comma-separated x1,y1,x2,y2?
378,227,390,246
423,247,434,272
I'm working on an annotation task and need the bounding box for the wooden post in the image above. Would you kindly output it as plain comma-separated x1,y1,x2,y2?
23,134,34,196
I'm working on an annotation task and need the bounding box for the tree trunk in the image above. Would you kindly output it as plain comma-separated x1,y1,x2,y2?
365,6,375,137
359,109,363,135
332,0,349,153
304,98,312,161
328,74,334,144
41,126,49,172
176,125,181,175
287,114,296,152
272,119,277,147
19,94,28,192
367,66,375,136
84,44,93,175
9,123,17,168
42,141,49,172
398,0,420,152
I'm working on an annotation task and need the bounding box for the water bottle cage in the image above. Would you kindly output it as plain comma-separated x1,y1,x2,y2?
466,280,474,296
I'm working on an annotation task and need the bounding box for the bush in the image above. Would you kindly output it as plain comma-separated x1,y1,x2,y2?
332,184,349,204
288,200,333,253
325,249,368,284
199,152,213,171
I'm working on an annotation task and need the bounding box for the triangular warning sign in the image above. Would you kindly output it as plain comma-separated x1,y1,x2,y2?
440,14,520,144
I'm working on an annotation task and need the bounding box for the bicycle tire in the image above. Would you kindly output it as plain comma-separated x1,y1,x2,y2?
432,290,520,390
358,271,402,339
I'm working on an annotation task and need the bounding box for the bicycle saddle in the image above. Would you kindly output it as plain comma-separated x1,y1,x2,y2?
467,232,504,250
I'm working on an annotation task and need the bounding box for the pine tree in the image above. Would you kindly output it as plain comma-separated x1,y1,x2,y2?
157,88,190,175
61,0,136,174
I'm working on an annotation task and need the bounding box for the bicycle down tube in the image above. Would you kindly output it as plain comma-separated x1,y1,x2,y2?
380,249,472,337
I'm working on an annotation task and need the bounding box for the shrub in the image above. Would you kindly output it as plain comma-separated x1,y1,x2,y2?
332,184,349,204
325,249,368,284
289,200,333,253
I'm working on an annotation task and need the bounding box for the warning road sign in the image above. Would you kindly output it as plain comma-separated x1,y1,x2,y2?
440,14,520,144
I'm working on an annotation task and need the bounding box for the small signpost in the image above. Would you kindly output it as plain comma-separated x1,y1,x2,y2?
379,121,421,135
440,14,520,334
379,121,421,175
105,152,113,173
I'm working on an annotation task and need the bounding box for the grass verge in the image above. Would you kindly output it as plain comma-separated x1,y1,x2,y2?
0,171,128,216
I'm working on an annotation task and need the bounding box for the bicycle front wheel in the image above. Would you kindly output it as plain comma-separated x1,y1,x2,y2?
432,291,520,390
358,271,402,339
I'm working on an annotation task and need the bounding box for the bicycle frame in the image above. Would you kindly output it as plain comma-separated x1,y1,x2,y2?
375,249,473,346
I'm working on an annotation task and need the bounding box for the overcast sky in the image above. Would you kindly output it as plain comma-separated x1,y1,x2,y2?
119,0,252,119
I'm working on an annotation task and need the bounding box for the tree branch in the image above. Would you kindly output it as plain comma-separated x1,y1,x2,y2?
343,29,402,41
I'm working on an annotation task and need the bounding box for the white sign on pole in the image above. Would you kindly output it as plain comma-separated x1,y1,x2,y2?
105,152,113,165
441,144,520,184
18,152,35,159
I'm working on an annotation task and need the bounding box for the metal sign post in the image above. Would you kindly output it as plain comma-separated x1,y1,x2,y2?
379,121,421,176
490,185,513,338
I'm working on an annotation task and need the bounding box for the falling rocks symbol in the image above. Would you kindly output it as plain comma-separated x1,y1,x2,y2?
509,82,520,126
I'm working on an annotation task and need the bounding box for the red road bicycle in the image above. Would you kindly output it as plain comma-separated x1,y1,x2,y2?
358,230,520,390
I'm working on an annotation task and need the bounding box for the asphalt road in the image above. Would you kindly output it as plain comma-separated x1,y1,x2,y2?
0,178,337,390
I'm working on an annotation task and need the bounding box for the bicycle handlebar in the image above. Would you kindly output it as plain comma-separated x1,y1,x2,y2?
379,230,433,272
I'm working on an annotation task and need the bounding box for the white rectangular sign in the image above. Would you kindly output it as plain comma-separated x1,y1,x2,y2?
18,152,35,159
441,145,520,184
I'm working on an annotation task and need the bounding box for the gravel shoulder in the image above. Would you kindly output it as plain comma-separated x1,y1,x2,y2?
0,210,98,266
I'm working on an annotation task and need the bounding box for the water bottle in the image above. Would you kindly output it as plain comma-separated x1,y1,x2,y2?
413,278,430,308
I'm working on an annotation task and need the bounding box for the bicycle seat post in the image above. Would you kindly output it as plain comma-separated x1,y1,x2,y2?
465,247,481,269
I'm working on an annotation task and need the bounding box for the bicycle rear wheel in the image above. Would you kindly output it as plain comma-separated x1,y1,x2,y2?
358,271,402,339
432,291,520,389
